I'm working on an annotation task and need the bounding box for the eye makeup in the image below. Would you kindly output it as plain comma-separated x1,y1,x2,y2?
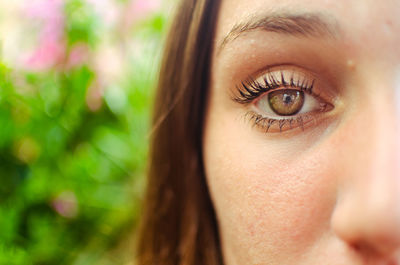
234,68,315,104
233,67,336,133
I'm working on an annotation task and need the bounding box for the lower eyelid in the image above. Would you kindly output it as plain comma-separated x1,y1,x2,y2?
245,101,334,134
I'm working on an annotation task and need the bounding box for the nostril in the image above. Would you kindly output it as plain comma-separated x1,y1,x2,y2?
349,241,376,258
348,239,400,264
351,241,363,252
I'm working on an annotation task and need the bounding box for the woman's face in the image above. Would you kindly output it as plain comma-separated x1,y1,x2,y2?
203,0,400,264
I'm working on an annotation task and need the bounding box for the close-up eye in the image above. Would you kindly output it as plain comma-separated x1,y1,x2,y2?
234,69,334,133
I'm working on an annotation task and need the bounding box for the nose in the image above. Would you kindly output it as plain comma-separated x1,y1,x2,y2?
331,92,400,260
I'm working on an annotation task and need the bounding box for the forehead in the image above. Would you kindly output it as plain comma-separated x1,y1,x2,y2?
215,0,400,61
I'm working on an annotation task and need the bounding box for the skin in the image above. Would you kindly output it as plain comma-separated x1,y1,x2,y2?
203,0,400,264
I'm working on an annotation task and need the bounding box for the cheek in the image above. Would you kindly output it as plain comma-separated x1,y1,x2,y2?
203,107,340,263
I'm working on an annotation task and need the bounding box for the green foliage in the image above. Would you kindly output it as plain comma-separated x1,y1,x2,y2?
0,0,167,264
65,0,100,47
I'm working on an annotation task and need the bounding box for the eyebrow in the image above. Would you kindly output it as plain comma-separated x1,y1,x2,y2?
218,12,340,53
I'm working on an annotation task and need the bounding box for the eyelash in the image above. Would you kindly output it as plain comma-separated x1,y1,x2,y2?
233,70,330,133
244,111,315,133
234,71,315,104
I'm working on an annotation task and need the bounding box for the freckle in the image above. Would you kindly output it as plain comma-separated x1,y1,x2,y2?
347,59,356,70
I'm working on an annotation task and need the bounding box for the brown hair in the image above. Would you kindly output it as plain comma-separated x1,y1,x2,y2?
137,0,223,264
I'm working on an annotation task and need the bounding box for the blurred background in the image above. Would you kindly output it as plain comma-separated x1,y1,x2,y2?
0,0,171,264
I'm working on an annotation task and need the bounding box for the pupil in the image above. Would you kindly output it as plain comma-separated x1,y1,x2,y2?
283,94,293,104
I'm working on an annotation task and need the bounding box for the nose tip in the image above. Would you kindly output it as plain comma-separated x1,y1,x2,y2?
331,141,400,259
332,190,400,258
330,96,400,260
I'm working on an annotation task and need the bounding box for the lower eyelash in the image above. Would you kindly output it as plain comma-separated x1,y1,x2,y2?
245,111,311,133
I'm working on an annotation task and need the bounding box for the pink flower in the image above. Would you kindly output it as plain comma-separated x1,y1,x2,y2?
24,0,64,22
52,191,79,219
65,43,90,69
25,39,66,70
124,0,161,26
131,0,161,15
23,0,66,70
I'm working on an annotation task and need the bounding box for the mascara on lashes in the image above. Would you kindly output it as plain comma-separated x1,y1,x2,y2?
233,70,315,104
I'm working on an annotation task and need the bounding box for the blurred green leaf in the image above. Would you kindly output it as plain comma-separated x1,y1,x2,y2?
0,0,167,264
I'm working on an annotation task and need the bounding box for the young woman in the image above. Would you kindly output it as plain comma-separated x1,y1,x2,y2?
138,0,400,264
